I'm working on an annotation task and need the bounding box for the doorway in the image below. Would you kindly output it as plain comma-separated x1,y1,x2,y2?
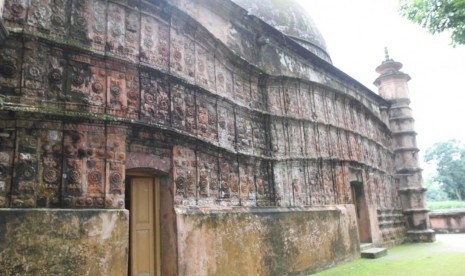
126,174,161,276
351,181,372,243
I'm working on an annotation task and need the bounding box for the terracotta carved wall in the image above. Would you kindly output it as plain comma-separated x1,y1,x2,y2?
0,0,401,212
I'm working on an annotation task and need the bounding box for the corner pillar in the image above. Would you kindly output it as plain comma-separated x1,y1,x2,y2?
374,49,435,242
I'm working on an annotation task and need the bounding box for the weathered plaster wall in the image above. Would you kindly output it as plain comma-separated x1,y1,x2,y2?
0,209,129,275
176,205,359,275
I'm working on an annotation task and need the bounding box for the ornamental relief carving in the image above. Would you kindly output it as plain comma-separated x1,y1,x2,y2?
141,73,170,124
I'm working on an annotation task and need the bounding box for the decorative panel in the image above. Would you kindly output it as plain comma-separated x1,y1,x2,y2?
197,149,218,204
339,130,350,161
303,122,317,159
21,42,63,102
69,0,92,47
235,108,253,155
282,80,299,117
105,61,139,117
249,74,264,110
317,125,329,158
322,163,334,205
273,161,287,207
217,101,235,151
171,82,196,134
0,38,23,98
233,70,250,106
335,97,345,128
313,89,326,123
106,2,140,61
62,124,106,208
170,15,195,82
11,124,39,208
173,145,196,205
290,161,305,206
140,11,170,71
287,119,303,157
238,158,255,206
215,59,233,98
218,153,239,205
255,160,272,207
0,120,15,207
270,117,287,158
38,123,63,208
306,161,322,206
195,29,216,91
251,112,268,157
348,133,361,161
3,0,28,27
66,53,92,108
325,93,337,126
328,127,339,158
141,70,170,125
196,92,218,141
266,79,282,115
299,83,313,119
105,126,127,208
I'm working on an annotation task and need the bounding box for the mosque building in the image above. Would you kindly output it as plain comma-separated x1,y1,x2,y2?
0,0,434,275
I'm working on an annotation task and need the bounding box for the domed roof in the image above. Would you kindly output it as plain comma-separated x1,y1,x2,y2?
232,0,331,63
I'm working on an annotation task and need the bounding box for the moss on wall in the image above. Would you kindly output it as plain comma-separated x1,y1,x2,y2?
0,209,129,275
176,205,359,275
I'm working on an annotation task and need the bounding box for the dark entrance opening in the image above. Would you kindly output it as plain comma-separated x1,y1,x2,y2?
351,181,372,243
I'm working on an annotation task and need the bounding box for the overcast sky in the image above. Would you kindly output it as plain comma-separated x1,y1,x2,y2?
296,0,465,163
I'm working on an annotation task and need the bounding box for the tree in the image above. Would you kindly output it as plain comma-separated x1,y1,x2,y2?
399,0,465,45
424,140,465,200
424,176,449,201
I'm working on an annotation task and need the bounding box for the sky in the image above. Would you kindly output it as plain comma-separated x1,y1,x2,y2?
295,0,465,169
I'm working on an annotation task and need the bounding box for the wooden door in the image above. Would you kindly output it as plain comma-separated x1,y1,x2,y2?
130,177,160,276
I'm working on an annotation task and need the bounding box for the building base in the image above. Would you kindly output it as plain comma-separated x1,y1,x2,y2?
175,205,360,275
406,229,436,243
0,209,129,275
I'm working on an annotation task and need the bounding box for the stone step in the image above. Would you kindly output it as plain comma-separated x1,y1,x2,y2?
361,247,388,259
360,243,373,251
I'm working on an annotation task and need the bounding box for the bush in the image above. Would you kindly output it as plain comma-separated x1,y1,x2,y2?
427,200,465,210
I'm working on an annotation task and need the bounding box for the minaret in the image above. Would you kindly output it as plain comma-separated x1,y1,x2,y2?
374,48,435,242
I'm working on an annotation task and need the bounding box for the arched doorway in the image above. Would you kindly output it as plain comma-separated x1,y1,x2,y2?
125,169,161,276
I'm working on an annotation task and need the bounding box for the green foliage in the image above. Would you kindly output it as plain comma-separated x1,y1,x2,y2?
400,0,465,45
424,140,465,200
425,178,450,201
427,200,465,210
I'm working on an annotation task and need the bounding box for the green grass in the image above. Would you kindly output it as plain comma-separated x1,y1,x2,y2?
313,239,465,276
427,200,465,210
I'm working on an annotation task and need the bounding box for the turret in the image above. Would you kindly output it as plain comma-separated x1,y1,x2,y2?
374,48,435,242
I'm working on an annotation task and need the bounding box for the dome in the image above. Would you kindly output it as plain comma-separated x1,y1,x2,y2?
232,0,331,63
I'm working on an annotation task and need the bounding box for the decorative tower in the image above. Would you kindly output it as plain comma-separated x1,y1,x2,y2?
374,48,435,242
